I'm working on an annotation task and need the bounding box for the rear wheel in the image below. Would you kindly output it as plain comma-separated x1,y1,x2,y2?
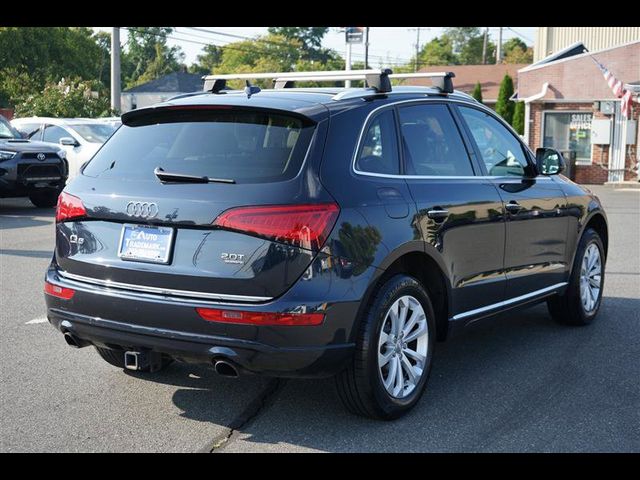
29,189,60,208
95,347,173,372
336,274,436,420
547,228,605,326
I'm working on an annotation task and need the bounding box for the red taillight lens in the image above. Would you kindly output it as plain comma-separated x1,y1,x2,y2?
44,281,75,300
196,308,324,326
213,203,339,250
56,192,87,222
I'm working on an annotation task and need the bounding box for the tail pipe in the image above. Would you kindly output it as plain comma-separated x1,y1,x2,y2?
214,359,239,378
63,331,88,348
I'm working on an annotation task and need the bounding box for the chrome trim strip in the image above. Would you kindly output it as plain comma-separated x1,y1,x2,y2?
451,282,568,321
57,270,273,303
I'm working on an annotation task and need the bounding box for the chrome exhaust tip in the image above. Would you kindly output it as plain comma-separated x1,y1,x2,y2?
214,360,239,378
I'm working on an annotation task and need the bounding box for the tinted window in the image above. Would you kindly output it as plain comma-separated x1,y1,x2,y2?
459,106,528,177
70,123,116,143
399,104,474,176
0,117,19,139
15,123,42,140
43,125,71,144
356,109,400,175
83,110,315,184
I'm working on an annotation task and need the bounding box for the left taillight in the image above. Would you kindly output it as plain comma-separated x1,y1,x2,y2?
56,192,86,222
44,281,75,300
213,203,339,250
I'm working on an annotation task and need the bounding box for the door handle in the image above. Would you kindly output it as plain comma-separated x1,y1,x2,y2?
505,201,523,214
427,208,449,221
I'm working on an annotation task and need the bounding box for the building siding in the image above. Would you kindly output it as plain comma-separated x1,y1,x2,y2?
534,27,640,62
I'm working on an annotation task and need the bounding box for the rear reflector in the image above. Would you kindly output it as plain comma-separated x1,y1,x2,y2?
196,308,324,326
56,192,87,222
213,203,339,250
44,281,75,300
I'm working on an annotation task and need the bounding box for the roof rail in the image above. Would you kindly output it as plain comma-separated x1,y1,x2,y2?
202,69,456,95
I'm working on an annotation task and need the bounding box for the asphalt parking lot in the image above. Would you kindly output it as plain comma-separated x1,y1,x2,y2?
1,185,638,452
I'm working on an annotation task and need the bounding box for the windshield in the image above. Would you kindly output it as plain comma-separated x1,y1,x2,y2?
0,117,20,139
82,110,315,184
69,123,117,143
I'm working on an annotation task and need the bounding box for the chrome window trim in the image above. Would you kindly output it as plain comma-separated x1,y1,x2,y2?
57,270,272,303
451,282,568,321
350,98,545,180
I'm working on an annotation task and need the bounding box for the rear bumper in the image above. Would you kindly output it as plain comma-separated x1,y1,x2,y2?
44,263,373,378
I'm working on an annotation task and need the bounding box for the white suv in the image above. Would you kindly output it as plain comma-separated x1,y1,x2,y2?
11,117,117,182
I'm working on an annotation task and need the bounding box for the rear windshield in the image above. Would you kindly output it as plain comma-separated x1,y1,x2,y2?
83,110,315,183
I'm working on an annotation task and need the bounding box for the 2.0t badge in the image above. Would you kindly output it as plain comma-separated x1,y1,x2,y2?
221,252,245,264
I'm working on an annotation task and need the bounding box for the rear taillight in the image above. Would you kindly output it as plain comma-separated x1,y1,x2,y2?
56,192,87,222
213,203,339,250
44,281,75,300
196,308,324,326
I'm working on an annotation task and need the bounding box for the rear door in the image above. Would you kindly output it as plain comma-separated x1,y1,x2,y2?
456,104,569,300
56,105,333,301
398,102,507,318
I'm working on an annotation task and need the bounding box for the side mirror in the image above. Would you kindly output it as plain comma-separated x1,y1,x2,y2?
536,147,565,176
59,137,78,147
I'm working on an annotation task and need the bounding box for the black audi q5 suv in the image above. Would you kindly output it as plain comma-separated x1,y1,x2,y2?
45,70,608,419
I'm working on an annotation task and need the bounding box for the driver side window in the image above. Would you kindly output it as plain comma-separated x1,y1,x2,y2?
459,106,529,177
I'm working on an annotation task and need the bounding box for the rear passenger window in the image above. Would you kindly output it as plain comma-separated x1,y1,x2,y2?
398,104,474,177
356,109,400,175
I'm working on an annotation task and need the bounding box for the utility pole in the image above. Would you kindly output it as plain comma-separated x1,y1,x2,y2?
345,41,352,88
364,27,370,69
482,27,488,64
110,27,121,113
496,27,503,64
415,27,421,72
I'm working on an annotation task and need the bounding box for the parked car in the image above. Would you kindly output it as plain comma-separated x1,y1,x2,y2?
96,116,122,130
0,114,67,207
11,117,116,182
44,70,608,419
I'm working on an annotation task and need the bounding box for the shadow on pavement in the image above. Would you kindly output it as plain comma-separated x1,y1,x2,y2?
160,297,638,453
0,248,53,259
1,198,54,230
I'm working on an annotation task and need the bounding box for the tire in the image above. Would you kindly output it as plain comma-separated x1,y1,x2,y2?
29,189,60,208
547,228,605,326
95,347,173,372
336,274,436,420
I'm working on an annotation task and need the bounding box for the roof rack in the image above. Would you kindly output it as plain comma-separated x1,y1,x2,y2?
202,69,455,95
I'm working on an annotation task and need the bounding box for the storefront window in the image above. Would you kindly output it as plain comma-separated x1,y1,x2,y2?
543,112,593,164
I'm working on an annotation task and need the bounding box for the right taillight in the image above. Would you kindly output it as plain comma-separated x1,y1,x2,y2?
213,203,339,250
56,192,87,223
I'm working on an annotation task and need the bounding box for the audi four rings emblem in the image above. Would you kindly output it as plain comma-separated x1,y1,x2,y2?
126,201,159,218
37,153,46,161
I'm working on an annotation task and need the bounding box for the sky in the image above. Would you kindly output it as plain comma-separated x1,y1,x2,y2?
95,27,537,67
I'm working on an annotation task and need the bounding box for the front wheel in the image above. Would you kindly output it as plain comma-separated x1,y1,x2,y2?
336,274,436,420
547,228,605,326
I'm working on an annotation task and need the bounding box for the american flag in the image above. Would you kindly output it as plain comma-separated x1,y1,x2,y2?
593,59,634,118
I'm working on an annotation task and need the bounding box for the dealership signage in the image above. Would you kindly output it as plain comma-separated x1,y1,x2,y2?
346,27,364,44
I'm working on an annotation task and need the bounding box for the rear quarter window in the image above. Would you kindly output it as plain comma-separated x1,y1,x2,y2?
83,110,315,184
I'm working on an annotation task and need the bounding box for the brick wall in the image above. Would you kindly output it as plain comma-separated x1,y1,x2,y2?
528,101,639,184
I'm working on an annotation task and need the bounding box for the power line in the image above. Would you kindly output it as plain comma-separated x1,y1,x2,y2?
505,27,534,44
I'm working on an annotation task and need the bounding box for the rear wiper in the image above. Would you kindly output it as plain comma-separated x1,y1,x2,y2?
154,167,236,184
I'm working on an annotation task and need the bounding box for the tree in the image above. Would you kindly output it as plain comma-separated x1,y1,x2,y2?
267,27,330,61
418,35,457,66
472,82,483,103
504,46,533,64
444,27,495,65
189,44,223,74
121,27,184,88
14,77,113,118
495,74,515,124
512,101,525,135
0,27,106,107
